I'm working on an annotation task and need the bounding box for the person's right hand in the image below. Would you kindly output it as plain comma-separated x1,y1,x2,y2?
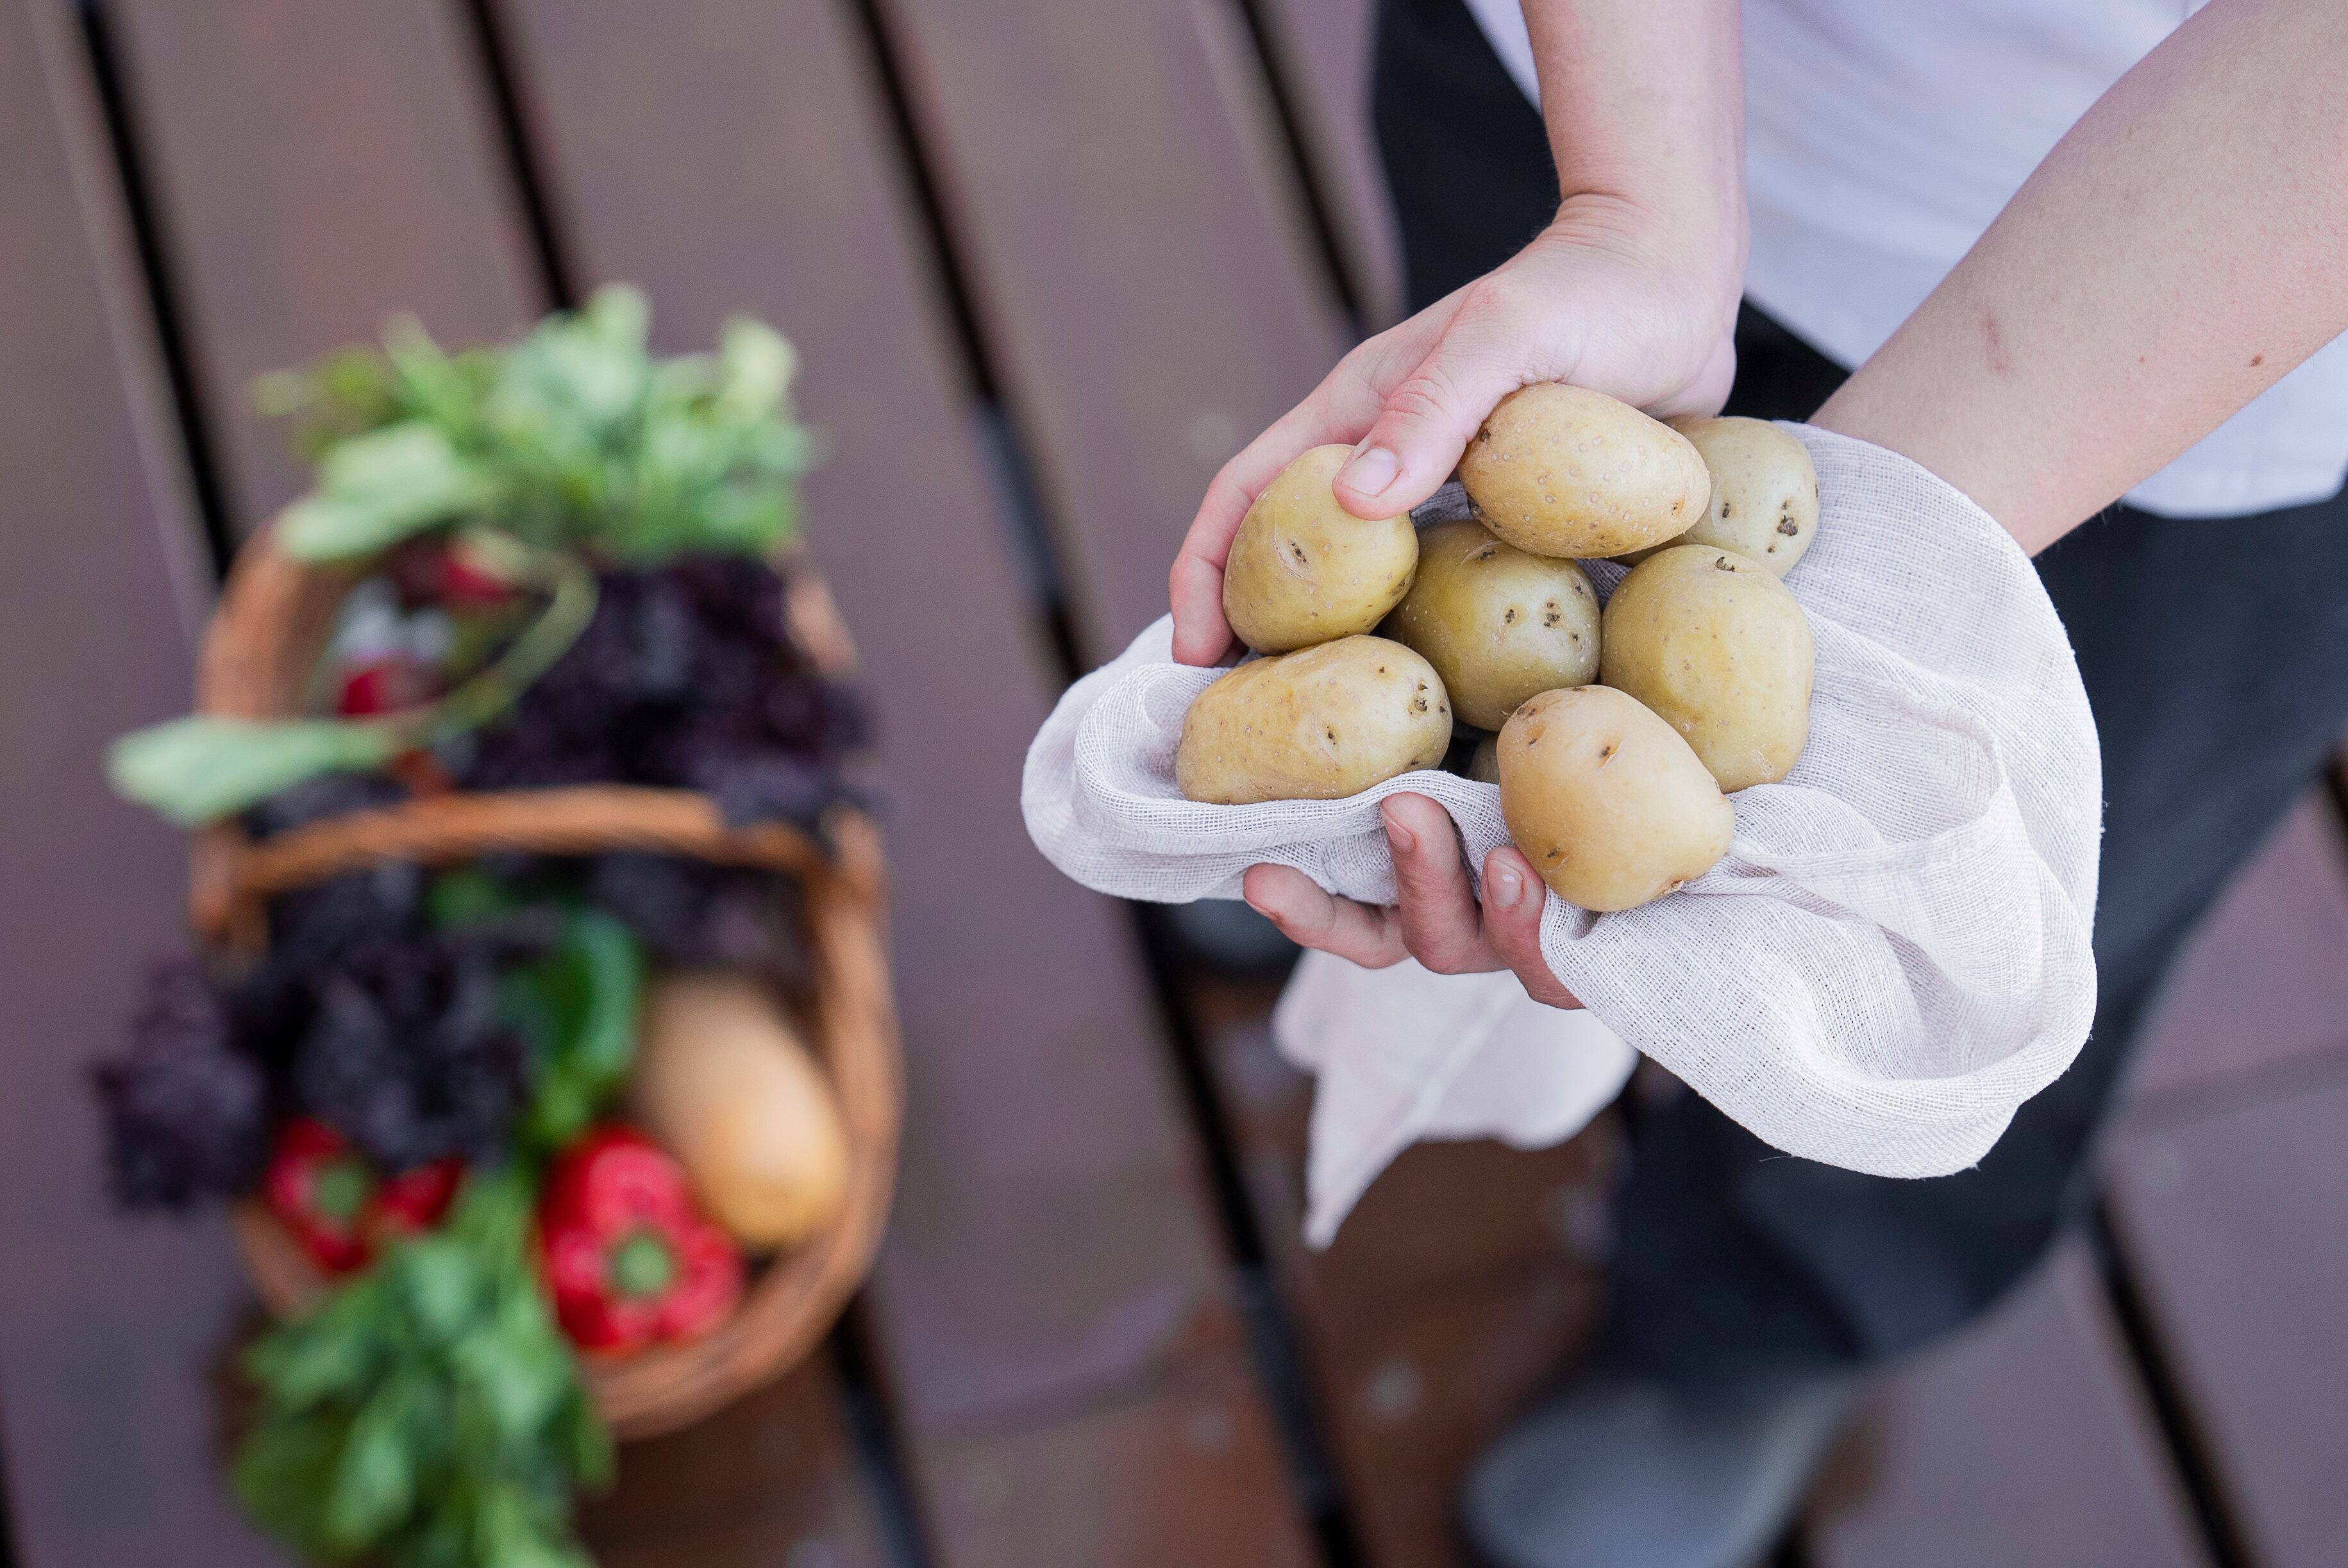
1169,195,1744,666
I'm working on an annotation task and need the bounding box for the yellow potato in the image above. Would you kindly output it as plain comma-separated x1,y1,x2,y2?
1380,519,1602,730
1620,417,1818,574
1599,545,1814,791
1466,733,1500,785
1177,636,1451,805
1458,384,1710,558
1223,445,1418,653
1497,686,1734,912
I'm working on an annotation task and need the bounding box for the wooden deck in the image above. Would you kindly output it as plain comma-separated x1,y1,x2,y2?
0,3,2342,1565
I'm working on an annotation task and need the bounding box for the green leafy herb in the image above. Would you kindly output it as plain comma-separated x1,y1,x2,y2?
499,910,645,1155
112,287,814,828
278,422,495,562
106,717,401,829
107,543,597,826
235,1167,611,1568
260,285,815,565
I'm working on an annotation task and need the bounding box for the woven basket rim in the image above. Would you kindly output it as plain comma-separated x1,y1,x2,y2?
197,523,902,1440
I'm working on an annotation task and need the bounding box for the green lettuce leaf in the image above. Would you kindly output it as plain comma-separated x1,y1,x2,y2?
106,716,399,827
279,420,495,560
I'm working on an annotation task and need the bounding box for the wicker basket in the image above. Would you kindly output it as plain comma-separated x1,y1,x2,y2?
193,526,902,1440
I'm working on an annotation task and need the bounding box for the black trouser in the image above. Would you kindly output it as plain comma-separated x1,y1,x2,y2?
1373,0,2348,1383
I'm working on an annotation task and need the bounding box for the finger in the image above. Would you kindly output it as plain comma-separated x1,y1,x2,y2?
1243,863,1406,969
1480,846,1581,1008
1332,279,1549,521
1170,307,1467,665
1382,794,1498,974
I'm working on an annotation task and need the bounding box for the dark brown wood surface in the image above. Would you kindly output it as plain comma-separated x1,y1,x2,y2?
1255,0,1404,328
2129,794,2348,1103
2106,1072,2348,1568
918,1358,1316,1568
1204,1009,1614,1567
496,0,1254,1426
108,0,541,529
487,3,1322,1559
0,3,274,1563
1806,1244,2206,1568
582,1353,890,1568
873,0,1350,653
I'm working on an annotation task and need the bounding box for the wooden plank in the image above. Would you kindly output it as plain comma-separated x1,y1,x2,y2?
2104,1072,2348,1568
582,1354,890,1568
1254,0,1404,328
876,0,1352,651
919,1358,1317,1568
0,3,273,1564
1314,1264,1595,1568
495,0,1264,1437
1804,1244,2206,1568
108,0,541,528
1205,1010,1614,1567
2129,792,2348,1102
1200,1008,1621,1306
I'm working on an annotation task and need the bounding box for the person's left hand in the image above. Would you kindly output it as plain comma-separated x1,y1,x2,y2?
1241,793,1581,1008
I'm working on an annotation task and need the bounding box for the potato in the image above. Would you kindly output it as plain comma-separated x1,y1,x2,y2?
1466,733,1500,785
1599,545,1814,792
1177,635,1451,805
1223,445,1418,653
1620,417,1818,574
1497,686,1734,912
1380,518,1602,730
1458,384,1711,558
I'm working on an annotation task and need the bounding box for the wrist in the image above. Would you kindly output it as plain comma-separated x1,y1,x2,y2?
1548,189,1748,325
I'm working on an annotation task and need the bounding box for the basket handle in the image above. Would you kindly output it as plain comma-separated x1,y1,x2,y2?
193,788,878,947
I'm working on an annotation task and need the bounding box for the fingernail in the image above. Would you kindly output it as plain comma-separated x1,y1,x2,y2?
1491,864,1523,909
1384,811,1417,855
1341,444,1399,497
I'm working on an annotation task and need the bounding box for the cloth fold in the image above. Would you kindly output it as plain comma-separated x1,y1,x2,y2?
1022,426,2100,1243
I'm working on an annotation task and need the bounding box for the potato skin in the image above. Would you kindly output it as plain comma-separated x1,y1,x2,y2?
1498,686,1734,912
1466,733,1500,785
1599,545,1814,792
1223,445,1418,653
1621,417,1818,575
1380,519,1602,730
1458,385,1711,558
1177,636,1452,805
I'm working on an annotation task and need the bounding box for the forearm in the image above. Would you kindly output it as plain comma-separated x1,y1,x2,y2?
1813,0,2348,554
1523,0,1747,296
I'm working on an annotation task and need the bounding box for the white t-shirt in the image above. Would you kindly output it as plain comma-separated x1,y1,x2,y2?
1460,0,2348,517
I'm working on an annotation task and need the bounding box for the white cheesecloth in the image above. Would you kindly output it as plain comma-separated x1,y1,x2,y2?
1023,426,2101,1244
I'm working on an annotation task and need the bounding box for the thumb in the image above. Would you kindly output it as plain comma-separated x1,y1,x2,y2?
1332,300,1532,519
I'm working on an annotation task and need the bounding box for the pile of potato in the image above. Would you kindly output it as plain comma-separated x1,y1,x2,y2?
1176,384,1820,912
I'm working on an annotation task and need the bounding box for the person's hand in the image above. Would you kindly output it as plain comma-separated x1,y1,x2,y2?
1242,793,1582,1009
1169,196,1741,666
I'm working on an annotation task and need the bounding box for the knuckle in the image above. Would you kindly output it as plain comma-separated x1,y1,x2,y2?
1404,930,1459,974
1384,362,1463,427
1454,275,1516,324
